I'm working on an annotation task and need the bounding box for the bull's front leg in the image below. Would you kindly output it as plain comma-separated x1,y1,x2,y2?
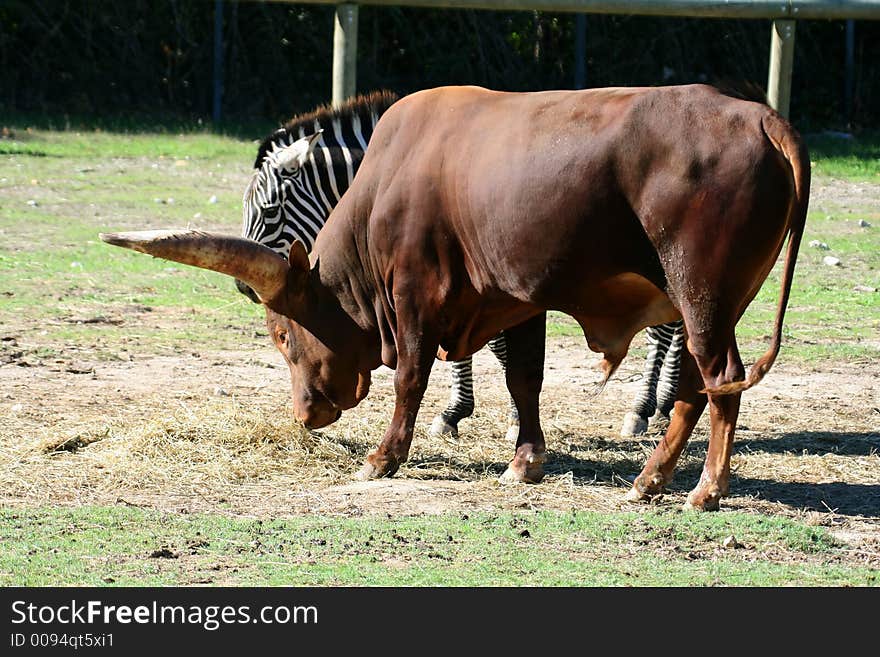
497,313,547,484
355,324,438,481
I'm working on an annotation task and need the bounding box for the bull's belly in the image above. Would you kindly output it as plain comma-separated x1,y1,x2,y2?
435,271,679,362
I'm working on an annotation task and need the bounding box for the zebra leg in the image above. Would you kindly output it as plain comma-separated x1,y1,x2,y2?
651,320,685,428
487,332,521,442
620,324,668,437
428,356,475,438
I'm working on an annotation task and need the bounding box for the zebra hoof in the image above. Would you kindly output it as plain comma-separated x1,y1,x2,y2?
504,423,519,442
428,416,458,439
649,411,671,432
620,412,648,437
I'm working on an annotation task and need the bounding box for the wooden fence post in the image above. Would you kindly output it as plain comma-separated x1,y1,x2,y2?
333,4,359,107
766,18,796,119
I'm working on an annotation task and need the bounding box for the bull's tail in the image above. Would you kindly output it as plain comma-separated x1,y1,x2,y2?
703,112,811,396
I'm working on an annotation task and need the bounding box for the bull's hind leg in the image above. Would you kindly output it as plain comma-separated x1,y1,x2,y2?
684,340,745,511
497,314,547,484
626,346,707,501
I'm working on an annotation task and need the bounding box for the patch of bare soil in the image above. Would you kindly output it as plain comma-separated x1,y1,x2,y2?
1,334,878,559
809,174,880,216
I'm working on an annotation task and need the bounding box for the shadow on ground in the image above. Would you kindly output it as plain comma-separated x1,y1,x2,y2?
400,429,879,517
738,431,880,457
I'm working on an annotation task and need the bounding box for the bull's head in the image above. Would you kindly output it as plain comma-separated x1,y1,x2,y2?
99,230,372,429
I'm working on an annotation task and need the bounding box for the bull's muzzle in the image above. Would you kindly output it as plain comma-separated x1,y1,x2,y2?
294,390,343,429
300,407,342,430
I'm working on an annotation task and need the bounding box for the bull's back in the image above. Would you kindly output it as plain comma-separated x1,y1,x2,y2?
355,86,655,296
341,85,791,313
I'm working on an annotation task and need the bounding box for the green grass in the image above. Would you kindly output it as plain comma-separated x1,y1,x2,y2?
806,131,880,181
0,127,267,354
1,506,874,586
0,129,255,160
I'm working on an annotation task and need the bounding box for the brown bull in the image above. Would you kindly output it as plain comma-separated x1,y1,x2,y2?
102,84,809,510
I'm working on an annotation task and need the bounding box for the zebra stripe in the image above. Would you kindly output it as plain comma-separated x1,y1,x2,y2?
629,320,684,421
351,113,369,152
486,333,518,422
301,129,335,215
331,118,355,186
439,356,475,424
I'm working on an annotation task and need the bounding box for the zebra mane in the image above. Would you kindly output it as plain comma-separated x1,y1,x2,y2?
254,90,399,169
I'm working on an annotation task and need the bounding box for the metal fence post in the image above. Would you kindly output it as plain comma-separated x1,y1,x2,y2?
333,4,359,107
766,19,795,119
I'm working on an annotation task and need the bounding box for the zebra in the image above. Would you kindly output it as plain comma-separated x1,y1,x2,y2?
619,320,685,437
236,91,518,439
236,91,685,441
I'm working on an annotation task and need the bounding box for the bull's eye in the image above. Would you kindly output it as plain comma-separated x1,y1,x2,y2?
277,330,289,347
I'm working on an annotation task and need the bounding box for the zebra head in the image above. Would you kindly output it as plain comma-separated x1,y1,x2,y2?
237,130,323,303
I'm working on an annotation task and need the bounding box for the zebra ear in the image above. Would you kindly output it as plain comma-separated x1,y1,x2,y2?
272,130,323,172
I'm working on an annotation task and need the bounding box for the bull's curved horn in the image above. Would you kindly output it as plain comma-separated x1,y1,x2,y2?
99,229,290,303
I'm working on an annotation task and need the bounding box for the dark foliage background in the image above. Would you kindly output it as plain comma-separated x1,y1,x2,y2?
1,0,877,130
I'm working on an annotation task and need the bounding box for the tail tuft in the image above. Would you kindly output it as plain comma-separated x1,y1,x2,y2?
701,352,775,396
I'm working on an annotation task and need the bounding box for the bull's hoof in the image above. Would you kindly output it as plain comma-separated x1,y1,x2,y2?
428,416,458,439
354,463,379,481
683,486,724,512
624,486,650,503
626,470,667,503
620,412,648,438
355,453,400,481
498,454,545,484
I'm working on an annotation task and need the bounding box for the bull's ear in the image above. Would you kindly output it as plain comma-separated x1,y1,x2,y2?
288,239,310,273
272,130,323,172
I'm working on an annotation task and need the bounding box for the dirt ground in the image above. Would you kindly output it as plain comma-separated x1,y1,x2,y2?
1,326,878,559
1,157,878,565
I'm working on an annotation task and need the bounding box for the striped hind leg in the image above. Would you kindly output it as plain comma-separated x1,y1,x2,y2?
428,356,476,438
620,322,679,436
428,332,520,439
652,320,685,427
